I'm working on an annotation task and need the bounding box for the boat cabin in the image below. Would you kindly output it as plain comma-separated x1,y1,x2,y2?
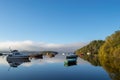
10,50,21,56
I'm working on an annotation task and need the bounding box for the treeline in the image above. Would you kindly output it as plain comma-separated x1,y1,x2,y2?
75,40,104,66
76,30,120,58
76,40,105,55
99,30,120,58
98,31,120,80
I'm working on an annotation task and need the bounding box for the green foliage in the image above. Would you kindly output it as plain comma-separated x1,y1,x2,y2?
76,40,105,55
100,57,120,80
80,54,101,66
76,30,120,80
99,30,120,80
99,30,120,58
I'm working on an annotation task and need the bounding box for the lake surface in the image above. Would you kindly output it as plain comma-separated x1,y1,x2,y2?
0,54,113,80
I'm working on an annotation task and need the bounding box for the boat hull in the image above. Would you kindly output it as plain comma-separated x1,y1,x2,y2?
66,55,78,59
7,55,29,59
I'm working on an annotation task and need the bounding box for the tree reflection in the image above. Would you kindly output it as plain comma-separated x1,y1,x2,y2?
79,54,101,66
6,57,31,68
79,54,120,80
99,56,120,80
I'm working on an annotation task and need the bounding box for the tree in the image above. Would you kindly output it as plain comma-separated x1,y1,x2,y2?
99,30,120,58
76,40,105,55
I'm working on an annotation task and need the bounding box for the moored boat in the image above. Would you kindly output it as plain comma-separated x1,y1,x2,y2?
66,54,78,59
7,50,29,59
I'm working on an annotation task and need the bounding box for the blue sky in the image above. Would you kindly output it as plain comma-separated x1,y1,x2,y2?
0,0,120,44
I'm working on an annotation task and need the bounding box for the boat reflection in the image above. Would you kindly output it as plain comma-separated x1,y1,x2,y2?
6,56,31,68
6,52,78,69
6,52,57,68
64,54,78,67
64,59,77,67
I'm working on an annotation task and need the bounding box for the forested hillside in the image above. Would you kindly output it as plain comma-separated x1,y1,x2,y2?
76,40,105,55
76,30,120,58
99,30,120,58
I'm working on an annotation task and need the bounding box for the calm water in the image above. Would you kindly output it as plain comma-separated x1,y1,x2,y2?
0,54,112,80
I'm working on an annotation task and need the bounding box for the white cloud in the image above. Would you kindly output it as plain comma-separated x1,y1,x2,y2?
0,40,87,52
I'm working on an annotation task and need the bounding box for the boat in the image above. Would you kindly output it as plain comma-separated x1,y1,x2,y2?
66,54,78,59
64,53,78,67
7,50,29,59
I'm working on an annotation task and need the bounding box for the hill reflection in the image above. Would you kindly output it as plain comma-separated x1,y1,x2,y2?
100,57,120,80
79,55,120,80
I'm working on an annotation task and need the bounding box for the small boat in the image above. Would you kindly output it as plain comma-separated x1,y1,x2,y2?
7,50,29,59
66,54,78,59
64,53,78,67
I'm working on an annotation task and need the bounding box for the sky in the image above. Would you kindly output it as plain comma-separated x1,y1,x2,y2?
0,0,120,51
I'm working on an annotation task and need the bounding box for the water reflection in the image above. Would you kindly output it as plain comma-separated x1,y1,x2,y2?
64,54,78,67
79,55,101,66
6,57,31,68
6,52,59,68
100,57,120,80
80,54,120,80
64,59,77,67
0,53,112,80
29,54,43,59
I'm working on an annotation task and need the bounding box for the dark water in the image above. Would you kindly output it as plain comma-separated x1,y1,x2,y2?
0,54,112,80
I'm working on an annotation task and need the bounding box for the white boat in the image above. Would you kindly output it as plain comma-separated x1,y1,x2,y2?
7,50,29,59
